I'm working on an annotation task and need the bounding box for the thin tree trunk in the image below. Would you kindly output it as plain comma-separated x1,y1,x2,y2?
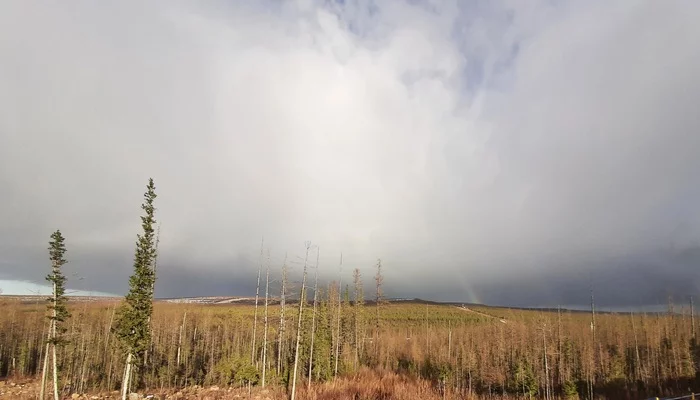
334,253,343,377
52,337,59,400
105,305,116,392
632,312,642,381
542,323,550,400
691,296,695,340
277,255,288,377
291,242,311,400
425,304,429,353
39,320,52,400
51,281,59,400
177,312,186,366
590,283,597,397
121,352,133,400
374,259,383,359
307,248,320,390
252,237,264,365
447,324,452,364
557,306,563,387
262,250,271,387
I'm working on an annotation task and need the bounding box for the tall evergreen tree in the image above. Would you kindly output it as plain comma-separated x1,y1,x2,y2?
113,178,158,400
40,230,70,400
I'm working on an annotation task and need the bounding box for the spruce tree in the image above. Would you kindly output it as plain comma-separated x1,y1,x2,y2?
113,178,157,400
41,230,70,400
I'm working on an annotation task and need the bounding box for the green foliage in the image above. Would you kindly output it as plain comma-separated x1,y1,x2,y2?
421,358,452,383
606,344,626,382
563,379,578,398
512,359,538,397
113,178,158,365
46,229,70,345
214,356,259,386
310,293,334,382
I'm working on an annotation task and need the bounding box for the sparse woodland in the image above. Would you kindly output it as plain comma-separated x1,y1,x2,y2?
2,295,700,399
1,179,700,399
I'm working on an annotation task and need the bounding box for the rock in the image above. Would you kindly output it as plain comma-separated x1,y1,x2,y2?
71,394,80,399
128,393,142,400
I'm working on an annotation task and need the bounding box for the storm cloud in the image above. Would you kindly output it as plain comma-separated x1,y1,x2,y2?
1,1,700,307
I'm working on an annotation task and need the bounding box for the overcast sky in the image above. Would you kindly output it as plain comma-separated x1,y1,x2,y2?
2,0,700,307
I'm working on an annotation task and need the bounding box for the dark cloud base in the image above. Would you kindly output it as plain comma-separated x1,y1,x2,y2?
9,245,690,309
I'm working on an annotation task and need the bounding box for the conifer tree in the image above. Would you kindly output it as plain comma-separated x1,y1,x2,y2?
113,178,158,400
40,230,70,400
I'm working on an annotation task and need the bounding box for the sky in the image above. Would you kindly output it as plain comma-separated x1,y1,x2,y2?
2,0,700,307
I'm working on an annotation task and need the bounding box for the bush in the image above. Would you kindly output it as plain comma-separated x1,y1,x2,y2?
213,356,259,386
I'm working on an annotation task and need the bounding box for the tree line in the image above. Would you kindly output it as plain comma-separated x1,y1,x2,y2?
2,178,700,399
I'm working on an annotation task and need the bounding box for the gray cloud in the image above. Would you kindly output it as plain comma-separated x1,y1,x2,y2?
2,0,700,307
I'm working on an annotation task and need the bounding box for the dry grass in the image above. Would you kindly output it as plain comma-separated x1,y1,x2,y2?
1,297,697,399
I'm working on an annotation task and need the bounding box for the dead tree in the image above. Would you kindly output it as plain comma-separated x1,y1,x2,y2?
541,321,550,400
374,258,383,356
631,311,642,381
691,296,695,340
353,268,364,370
262,250,271,387
307,247,320,389
291,241,311,400
252,237,264,365
176,312,186,366
589,284,597,398
277,254,288,376
334,253,343,377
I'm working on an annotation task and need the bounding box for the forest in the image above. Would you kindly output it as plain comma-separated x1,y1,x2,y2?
2,179,699,400
1,294,699,399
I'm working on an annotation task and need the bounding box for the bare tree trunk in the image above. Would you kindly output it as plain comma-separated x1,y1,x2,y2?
52,336,59,400
307,248,320,390
177,312,186,366
425,304,429,353
121,352,133,400
590,283,597,397
353,268,363,370
557,306,562,387
252,237,264,366
691,296,695,340
374,259,383,360
262,250,271,387
291,242,311,400
105,305,116,391
447,324,452,364
39,320,52,400
631,312,642,381
334,253,343,377
51,281,59,400
542,323,550,400
277,255,288,377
